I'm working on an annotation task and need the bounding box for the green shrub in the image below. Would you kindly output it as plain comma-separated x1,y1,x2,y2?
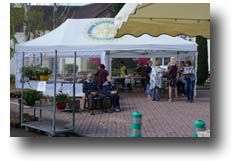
196,36,209,85
22,66,52,80
56,93,69,103
22,66,36,79
23,89,41,106
38,66,52,75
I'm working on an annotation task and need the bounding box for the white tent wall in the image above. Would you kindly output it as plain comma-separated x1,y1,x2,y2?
15,51,105,88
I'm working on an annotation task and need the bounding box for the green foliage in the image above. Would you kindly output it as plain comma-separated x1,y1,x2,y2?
22,66,36,79
38,67,52,75
111,3,125,16
23,113,34,121
22,66,52,80
10,4,49,59
64,64,79,74
10,88,22,98
10,3,24,59
56,93,69,103
28,7,48,38
196,36,209,86
23,89,41,106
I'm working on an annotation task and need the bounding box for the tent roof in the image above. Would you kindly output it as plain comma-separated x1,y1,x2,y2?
16,18,197,53
114,3,210,39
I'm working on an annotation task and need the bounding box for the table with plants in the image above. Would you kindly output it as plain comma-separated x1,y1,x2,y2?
18,52,79,136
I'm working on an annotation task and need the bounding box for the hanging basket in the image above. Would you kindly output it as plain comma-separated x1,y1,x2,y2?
39,75,49,81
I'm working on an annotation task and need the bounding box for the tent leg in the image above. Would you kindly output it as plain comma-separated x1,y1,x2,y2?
20,52,24,126
194,51,198,97
52,50,57,135
40,52,42,118
109,57,112,77
72,51,76,130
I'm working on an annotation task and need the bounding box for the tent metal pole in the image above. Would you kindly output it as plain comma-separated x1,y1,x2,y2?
106,51,110,71
40,52,43,65
21,52,24,126
109,57,112,77
72,51,76,130
194,51,198,96
52,50,57,135
39,52,42,118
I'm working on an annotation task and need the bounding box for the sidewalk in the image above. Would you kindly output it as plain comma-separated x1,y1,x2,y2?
10,89,210,137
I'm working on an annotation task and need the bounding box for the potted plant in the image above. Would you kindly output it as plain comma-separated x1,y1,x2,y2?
38,67,52,81
10,88,22,98
22,66,37,80
23,89,41,106
56,92,69,110
10,116,20,128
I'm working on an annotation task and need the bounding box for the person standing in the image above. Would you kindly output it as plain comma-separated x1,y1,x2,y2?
140,63,147,88
120,61,127,88
150,60,165,101
177,61,185,96
136,63,142,75
183,60,196,103
95,64,109,90
167,57,178,102
145,61,152,99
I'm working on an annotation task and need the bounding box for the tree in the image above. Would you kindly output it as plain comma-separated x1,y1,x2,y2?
23,3,30,41
10,3,24,58
52,3,57,29
28,7,48,38
196,36,209,85
10,3,49,59
110,3,125,16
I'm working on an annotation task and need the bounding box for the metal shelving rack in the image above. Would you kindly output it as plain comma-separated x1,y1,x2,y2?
20,50,77,136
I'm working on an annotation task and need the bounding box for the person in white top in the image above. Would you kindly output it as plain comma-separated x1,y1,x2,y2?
150,60,165,101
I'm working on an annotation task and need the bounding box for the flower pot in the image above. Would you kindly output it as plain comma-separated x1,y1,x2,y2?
56,102,66,110
39,75,49,81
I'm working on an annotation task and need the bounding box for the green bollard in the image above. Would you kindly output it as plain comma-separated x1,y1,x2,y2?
193,120,206,137
130,111,142,138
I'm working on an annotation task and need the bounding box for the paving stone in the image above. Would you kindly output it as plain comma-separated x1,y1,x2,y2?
10,89,210,137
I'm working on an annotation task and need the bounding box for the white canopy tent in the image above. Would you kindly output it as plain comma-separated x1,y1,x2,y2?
16,18,197,52
15,18,198,89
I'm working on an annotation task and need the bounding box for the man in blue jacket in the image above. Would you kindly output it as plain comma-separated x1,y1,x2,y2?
102,76,121,112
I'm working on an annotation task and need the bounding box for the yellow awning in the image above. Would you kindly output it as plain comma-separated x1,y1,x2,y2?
115,3,210,39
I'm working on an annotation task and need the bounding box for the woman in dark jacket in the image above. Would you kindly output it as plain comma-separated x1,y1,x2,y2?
95,64,109,90
167,57,178,102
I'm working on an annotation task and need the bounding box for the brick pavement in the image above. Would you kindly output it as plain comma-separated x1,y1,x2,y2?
10,89,210,137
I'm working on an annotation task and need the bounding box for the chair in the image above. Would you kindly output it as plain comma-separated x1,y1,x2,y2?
83,95,107,113
83,96,89,111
